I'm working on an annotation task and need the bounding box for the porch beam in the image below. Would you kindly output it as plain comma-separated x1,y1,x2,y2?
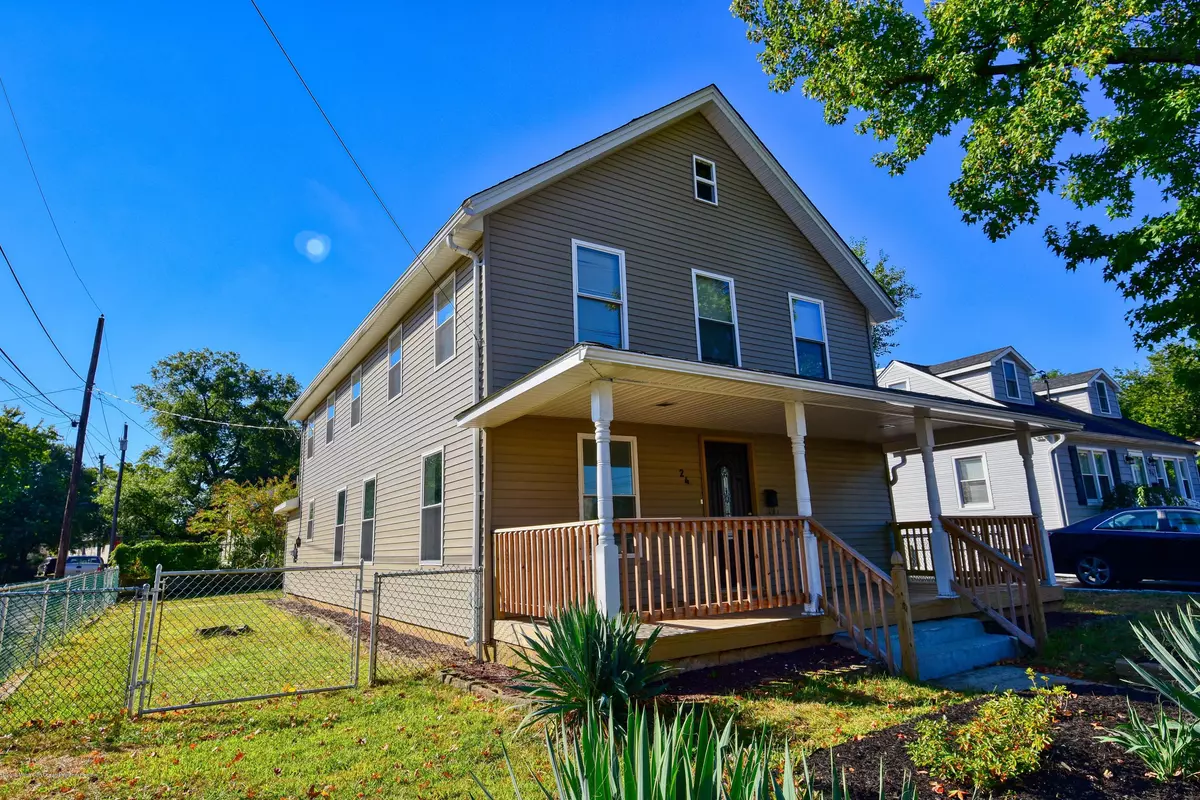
591,381,621,617
1016,427,1057,586
915,411,955,597
785,402,822,612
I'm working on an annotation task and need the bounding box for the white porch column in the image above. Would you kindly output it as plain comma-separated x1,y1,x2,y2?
1016,427,1057,586
785,402,822,612
590,381,621,617
915,412,955,597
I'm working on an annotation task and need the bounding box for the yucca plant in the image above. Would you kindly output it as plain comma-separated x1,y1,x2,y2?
1099,700,1200,781
1127,599,1200,722
512,599,671,730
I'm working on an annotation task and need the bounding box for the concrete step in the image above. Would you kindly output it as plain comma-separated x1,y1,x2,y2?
833,618,1020,681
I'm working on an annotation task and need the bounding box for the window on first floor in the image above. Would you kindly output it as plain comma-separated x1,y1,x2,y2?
693,270,739,366
333,488,346,563
953,455,993,509
1078,448,1113,505
435,275,456,366
1129,451,1149,486
790,294,829,379
360,477,376,563
573,240,626,349
1156,455,1195,501
420,450,444,564
579,435,640,520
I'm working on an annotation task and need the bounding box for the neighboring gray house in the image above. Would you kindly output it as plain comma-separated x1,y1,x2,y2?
881,349,1200,569
281,87,1078,665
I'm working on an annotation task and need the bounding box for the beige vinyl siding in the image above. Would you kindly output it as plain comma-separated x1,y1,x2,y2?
295,260,477,573
485,112,876,392
490,416,894,569
948,367,995,399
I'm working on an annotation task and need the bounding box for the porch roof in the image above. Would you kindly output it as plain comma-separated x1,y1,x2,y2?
456,346,1081,451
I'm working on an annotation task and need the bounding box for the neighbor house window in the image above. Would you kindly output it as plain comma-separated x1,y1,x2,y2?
887,380,909,391
325,391,336,444
350,366,362,428
579,435,640,519
1078,448,1113,505
306,499,315,540
360,477,376,563
692,270,739,366
953,455,993,509
1157,455,1194,501
790,294,829,379
692,155,717,205
435,276,456,365
387,324,403,400
305,415,315,459
1095,380,1112,414
1001,359,1021,400
1129,451,1149,486
333,488,346,563
420,450,444,563
572,240,626,349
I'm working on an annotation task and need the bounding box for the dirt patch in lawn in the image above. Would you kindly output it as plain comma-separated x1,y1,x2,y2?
806,692,1197,799
661,644,870,700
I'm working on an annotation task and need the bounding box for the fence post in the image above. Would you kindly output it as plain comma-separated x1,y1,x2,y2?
126,584,150,715
0,595,8,659
368,574,381,686
1021,546,1048,652
62,580,72,637
352,562,364,687
890,552,920,681
474,569,483,663
33,582,50,667
137,565,163,715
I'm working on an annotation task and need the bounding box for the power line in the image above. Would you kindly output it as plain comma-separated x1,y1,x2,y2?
97,388,298,433
0,241,86,382
0,75,103,314
0,376,77,422
97,393,166,449
0,384,82,403
0,345,75,418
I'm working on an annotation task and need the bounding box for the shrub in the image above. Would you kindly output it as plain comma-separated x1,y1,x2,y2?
512,599,671,730
907,676,1066,792
111,539,220,584
474,705,919,799
1101,481,1185,510
1099,700,1200,781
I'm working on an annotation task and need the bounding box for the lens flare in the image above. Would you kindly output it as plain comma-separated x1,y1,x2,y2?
294,231,331,263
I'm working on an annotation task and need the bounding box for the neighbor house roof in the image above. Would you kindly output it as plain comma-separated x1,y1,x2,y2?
1033,368,1118,395
925,346,1035,377
287,85,899,422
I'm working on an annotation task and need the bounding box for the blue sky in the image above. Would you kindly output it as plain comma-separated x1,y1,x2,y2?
0,2,1144,463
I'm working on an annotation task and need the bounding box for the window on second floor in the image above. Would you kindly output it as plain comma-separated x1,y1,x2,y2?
387,325,403,400
306,499,315,540
692,156,717,205
693,270,739,366
1095,380,1112,414
573,240,626,349
350,366,362,428
305,415,314,459
325,391,336,444
1001,359,1021,400
435,276,456,366
790,294,829,379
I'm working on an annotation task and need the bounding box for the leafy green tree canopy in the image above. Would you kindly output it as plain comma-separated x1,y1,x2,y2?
96,450,192,545
850,238,920,358
1115,339,1200,440
733,0,1200,346
188,476,296,568
133,350,300,506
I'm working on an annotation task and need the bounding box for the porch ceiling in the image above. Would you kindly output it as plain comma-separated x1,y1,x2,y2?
457,345,1081,450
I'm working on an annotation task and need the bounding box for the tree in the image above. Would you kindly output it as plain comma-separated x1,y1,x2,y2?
187,476,296,568
96,451,192,545
1114,339,1200,441
850,238,920,358
133,350,301,507
733,0,1200,347
0,408,103,582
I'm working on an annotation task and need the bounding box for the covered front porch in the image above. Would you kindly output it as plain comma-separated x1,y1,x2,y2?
459,345,1078,675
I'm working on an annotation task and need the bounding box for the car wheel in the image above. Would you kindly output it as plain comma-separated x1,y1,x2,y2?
1076,554,1115,588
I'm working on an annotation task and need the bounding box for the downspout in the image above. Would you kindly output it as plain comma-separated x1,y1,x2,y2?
1046,434,1069,530
888,453,907,486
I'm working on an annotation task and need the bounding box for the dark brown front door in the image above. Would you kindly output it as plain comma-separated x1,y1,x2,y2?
704,441,753,517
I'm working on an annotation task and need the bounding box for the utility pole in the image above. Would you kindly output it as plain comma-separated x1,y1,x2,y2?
108,422,128,555
54,315,104,579
96,454,105,557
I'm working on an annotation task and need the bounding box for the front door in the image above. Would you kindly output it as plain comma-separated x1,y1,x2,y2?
704,441,754,517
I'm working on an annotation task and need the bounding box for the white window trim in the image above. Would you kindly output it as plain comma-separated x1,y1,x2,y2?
305,415,315,458
571,239,629,350
325,390,336,444
332,486,348,565
1001,358,1022,400
350,365,363,429
691,268,742,367
433,274,457,369
576,433,642,520
359,474,376,566
692,155,718,205
419,446,446,566
788,292,832,379
952,453,995,510
1154,454,1195,500
886,380,909,392
1127,450,1148,486
1094,379,1112,415
306,499,315,541
1077,447,1112,506
387,323,404,403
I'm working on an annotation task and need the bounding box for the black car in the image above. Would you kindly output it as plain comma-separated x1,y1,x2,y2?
1049,506,1200,588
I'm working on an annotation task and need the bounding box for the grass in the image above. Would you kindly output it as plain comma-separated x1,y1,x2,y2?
1026,588,1200,683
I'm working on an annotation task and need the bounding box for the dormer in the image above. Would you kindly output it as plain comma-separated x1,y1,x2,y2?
923,346,1037,406
1034,369,1122,418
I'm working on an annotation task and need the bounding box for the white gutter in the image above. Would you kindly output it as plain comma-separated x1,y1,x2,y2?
1046,434,1069,530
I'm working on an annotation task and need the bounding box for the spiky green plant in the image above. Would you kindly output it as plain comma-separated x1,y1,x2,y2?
511,599,671,730
1127,599,1200,721
1099,700,1200,781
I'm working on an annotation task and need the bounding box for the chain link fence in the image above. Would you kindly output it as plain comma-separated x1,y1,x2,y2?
369,567,483,684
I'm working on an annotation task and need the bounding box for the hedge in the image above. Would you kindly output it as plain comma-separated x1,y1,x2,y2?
111,540,221,585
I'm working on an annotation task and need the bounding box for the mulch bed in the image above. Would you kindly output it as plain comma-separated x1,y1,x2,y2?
660,644,870,701
805,691,1198,799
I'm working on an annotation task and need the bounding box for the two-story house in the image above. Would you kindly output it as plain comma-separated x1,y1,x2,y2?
282,87,1079,670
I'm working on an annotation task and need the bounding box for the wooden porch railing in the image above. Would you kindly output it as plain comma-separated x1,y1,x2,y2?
493,521,599,619
940,517,1047,650
945,515,1047,583
890,521,936,577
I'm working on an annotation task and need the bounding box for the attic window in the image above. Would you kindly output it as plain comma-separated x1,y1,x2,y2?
1095,380,1112,414
1001,359,1021,399
693,156,717,205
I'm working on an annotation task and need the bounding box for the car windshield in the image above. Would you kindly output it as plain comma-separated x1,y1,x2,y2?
1096,510,1159,531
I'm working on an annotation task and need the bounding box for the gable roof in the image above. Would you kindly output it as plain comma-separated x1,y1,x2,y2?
926,346,1035,377
879,360,1005,406
1034,368,1117,394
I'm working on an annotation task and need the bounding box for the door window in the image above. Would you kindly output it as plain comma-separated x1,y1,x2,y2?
1097,510,1159,531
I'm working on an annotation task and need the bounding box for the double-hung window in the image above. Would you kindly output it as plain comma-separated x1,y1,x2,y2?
305,415,315,458
1001,359,1021,400
325,391,336,444
420,450,444,564
692,270,739,366
1129,451,1149,486
1077,448,1113,505
350,366,362,428
790,294,829,379
1095,380,1112,414
692,156,717,205
1158,456,1195,501
579,435,640,520
953,455,993,509
435,276,456,366
572,240,627,349
333,488,346,563
360,477,376,563
306,499,315,540
387,325,403,400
